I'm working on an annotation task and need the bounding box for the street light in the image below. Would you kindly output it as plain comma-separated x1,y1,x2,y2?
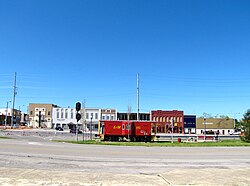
5,101,11,129
233,112,240,129
171,117,174,143
204,116,206,141
90,116,93,140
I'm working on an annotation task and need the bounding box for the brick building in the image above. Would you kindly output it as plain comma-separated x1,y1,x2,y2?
151,110,184,133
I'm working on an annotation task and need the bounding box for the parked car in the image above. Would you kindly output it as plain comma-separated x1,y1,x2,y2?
205,130,215,135
55,126,64,131
70,128,82,134
229,129,241,135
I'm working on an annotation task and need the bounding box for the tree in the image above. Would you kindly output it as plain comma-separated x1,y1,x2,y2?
240,109,250,143
219,115,230,119
200,112,213,118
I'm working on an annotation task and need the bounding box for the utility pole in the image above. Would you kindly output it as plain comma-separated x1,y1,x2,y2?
38,111,42,128
137,73,139,121
5,101,11,129
233,112,240,129
11,72,17,128
171,117,174,143
204,116,206,141
82,99,86,141
127,105,131,141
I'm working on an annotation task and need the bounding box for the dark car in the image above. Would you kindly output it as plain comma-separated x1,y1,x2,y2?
70,129,82,134
55,126,64,131
205,130,215,135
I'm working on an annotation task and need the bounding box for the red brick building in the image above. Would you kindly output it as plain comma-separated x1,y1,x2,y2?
151,110,184,133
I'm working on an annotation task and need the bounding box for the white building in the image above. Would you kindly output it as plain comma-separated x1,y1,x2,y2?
0,108,12,117
101,108,117,121
0,108,22,126
52,107,102,131
52,108,77,129
84,108,101,131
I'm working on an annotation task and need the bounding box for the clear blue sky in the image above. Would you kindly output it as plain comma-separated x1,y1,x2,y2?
0,0,250,119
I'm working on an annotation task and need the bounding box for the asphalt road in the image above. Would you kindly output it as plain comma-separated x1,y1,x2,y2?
0,130,250,185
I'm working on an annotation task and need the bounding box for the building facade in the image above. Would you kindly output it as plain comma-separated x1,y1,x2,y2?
184,115,196,134
52,107,106,131
101,109,117,121
196,118,234,135
0,108,22,127
84,108,101,131
52,107,77,129
29,103,57,128
117,112,150,121
151,110,184,133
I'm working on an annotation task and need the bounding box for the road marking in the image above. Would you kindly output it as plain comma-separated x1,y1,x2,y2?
28,142,42,145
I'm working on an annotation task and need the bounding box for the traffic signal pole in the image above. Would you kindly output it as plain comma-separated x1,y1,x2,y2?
75,102,82,142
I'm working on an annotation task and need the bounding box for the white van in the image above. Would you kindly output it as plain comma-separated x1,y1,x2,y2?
229,129,241,135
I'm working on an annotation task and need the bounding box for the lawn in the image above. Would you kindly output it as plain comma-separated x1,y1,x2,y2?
0,136,12,139
54,139,250,147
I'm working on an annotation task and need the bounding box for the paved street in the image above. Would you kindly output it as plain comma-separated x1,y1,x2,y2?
0,130,250,185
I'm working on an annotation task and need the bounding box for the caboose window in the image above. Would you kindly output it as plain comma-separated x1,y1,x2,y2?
122,124,125,130
126,124,131,130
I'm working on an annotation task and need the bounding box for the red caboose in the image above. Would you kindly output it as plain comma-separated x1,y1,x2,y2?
98,120,155,142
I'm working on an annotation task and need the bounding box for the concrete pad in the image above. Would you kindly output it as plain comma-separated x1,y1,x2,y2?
160,167,250,185
0,167,167,186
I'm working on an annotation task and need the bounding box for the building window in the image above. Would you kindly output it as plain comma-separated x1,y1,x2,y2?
107,115,110,120
91,113,93,119
102,115,105,120
180,117,182,122
111,115,114,120
48,111,51,116
30,111,33,115
95,113,98,119
71,110,73,119
61,110,64,118
65,110,68,119
86,113,89,119
57,110,59,118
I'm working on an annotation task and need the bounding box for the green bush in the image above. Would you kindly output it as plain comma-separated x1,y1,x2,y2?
240,109,250,143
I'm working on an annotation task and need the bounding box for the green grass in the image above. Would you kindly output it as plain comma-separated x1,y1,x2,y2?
53,139,250,147
0,136,12,139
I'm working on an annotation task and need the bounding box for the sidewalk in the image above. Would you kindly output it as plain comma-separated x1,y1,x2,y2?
0,167,249,186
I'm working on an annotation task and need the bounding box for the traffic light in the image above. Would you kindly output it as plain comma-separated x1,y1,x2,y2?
76,102,81,112
76,113,81,122
75,102,81,122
